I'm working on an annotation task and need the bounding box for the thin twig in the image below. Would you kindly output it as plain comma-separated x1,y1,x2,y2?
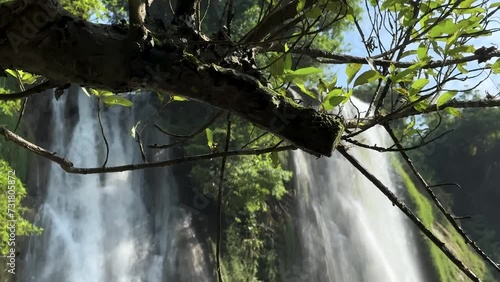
337,145,481,282
0,125,294,174
217,113,231,282
343,129,453,152
383,124,500,274
96,98,110,167
150,110,224,148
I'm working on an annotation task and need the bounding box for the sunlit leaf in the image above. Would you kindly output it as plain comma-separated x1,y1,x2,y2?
346,63,362,84
205,128,214,148
102,95,133,107
288,67,323,76
409,78,429,96
353,70,382,87
171,95,188,101
437,91,458,108
491,58,500,74
445,107,461,117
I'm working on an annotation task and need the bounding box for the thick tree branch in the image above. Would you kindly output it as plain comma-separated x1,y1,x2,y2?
0,0,342,157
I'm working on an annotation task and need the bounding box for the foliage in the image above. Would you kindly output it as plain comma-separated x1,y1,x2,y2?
0,161,42,255
188,116,292,280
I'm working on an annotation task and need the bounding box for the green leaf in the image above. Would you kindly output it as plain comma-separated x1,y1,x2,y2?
445,30,461,51
353,70,382,87
490,2,500,8
171,95,188,101
445,107,461,117
328,75,338,91
297,0,306,12
403,117,416,135
102,95,133,107
288,67,323,76
457,64,468,74
4,69,16,77
323,89,344,110
392,62,427,82
205,128,214,149
491,58,500,74
409,78,429,96
327,96,346,108
417,43,427,61
437,91,458,108
270,54,285,77
306,7,322,18
346,63,362,84
295,80,317,99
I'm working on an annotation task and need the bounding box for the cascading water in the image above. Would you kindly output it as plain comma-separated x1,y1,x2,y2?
21,90,212,282
287,100,424,282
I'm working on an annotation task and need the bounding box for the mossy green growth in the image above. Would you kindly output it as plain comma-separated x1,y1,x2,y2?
393,159,493,282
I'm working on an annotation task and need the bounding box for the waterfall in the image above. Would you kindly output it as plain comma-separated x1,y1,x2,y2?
21,90,211,282
19,88,424,281
286,100,424,281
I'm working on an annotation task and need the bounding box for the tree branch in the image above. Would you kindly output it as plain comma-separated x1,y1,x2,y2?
277,47,500,69
383,125,500,274
0,0,342,157
0,126,74,168
0,125,295,174
0,80,58,100
337,145,481,282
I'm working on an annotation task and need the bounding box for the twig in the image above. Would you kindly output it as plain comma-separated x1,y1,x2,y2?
216,113,231,282
135,128,147,162
337,145,481,282
343,129,453,152
0,80,56,101
0,125,294,174
96,99,110,167
150,110,224,148
383,124,500,274
0,126,74,168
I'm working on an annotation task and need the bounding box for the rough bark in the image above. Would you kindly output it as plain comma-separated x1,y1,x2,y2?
0,0,343,157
